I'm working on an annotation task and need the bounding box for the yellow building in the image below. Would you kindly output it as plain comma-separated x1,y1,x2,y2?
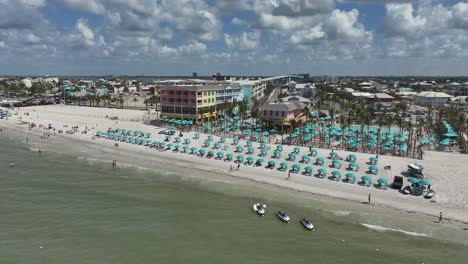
160,85,218,122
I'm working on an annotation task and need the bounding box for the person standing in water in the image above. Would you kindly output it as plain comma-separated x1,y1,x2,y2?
439,212,444,223
9,161,15,167
368,194,371,204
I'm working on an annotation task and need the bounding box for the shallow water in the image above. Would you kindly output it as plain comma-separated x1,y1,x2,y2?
0,135,467,264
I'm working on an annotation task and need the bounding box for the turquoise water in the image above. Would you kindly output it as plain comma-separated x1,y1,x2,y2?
0,133,467,264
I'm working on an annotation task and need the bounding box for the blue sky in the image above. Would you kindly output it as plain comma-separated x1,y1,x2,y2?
1,0,468,76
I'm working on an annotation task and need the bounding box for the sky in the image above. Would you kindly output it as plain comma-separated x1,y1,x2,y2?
0,0,467,76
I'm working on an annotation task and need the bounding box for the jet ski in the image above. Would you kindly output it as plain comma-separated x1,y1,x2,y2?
300,218,314,230
275,211,290,223
402,186,412,195
424,190,436,199
252,203,266,216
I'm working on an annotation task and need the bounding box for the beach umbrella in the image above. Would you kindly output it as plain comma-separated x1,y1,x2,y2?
194,133,200,139
345,173,356,178
165,135,172,140
226,153,233,160
439,139,451,146
276,145,283,151
203,140,210,148
159,142,166,147
167,143,173,148
316,157,325,165
236,155,244,162
182,145,189,151
247,147,255,154
261,136,268,142
208,135,214,141
256,158,265,164
369,156,378,161
408,177,419,184
246,156,254,164
199,149,206,155
214,142,221,149
331,170,341,176
301,155,310,163
288,152,297,160
268,160,276,166
443,132,458,138
304,166,313,172
361,175,372,181
292,164,300,172
190,147,197,154
293,146,301,153
318,168,327,177
330,151,338,157
347,154,357,161
220,137,226,143
232,138,239,145
377,178,388,184
310,148,318,157
174,137,181,143
235,146,244,152
246,141,253,147
207,150,215,155
184,138,191,144
419,179,431,185
217,151,224,157
174,144,181,149
332,159,341,166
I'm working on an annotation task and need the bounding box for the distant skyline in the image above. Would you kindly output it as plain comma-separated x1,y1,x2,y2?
1,0,467,76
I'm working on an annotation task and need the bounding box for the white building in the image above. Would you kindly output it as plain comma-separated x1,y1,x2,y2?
21,78,33,88
449,96,468,110
447,82,462,91
414,92,453,107
287,83,316,97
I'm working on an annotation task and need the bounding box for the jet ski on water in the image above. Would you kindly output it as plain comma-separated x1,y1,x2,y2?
275,211,290,223
252,203,266,216
300,218,314,231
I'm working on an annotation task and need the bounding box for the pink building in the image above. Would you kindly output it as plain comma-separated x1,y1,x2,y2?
260,102,305,125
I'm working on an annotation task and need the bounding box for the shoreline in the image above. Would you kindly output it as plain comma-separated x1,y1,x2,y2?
1,105,468,228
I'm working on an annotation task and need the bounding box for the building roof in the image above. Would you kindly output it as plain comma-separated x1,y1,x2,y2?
352,92,373,98
416,91,453,98
159,85,227,91
280,96,312,103
295,83,315,89
261,102,305,111
448,82,461,86
374,93,395,99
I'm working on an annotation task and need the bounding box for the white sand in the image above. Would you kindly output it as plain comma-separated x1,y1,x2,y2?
3,105,468,223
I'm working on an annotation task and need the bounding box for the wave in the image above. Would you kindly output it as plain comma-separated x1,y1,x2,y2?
361,223,428,237
329,210,352,216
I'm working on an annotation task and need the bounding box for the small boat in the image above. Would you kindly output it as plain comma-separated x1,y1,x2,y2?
275,211,290,222
424,190,436,199
252,203,266,216
402,186,412,195
300,218,314,230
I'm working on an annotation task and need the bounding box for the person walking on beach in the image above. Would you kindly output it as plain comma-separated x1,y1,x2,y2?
439,212,444,223
368,194,371,204
237,163,240,170
287,172,291,180
230,164,233,171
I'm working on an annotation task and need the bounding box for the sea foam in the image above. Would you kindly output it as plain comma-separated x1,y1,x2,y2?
362,223,428,237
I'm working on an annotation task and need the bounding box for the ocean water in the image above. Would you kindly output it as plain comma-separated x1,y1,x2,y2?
0,135,467,264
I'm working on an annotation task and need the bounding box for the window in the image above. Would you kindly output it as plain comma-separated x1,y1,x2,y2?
270,111,273,116
263,110,267,116
281,111,285,117
275,111,279,117
197,92,202,96
197,100,202,104
204,99,207,103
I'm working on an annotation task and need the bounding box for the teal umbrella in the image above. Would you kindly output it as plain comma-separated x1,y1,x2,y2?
174,144,181,149
332,159,341,165
159,142,166,146
330,151,338,157
276,145,283,150
182,145,189,150
165,135,171,139
318,168,327,174
236,155,244,162
256,158,265,164
408,177,419,184
345,173,356,178
331,170,341,176
304,166,313,172
246,156,254,162
184,138,191,144
217,151,224,157
268,160,276,166
167,143,173,148
190,147,197,152
236,146,244,152
377,178,388,184
226,153,233,159
207,150,215,156
419,179,431,185
369,165,378,171
370,156,378,161
174,137,181,142
288,152,296,157
246,141,253,147
361,175,372,181
294,146,301,153
199,149,206,154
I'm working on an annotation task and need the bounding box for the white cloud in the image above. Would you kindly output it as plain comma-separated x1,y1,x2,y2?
224,31,261,51
385,3,426,37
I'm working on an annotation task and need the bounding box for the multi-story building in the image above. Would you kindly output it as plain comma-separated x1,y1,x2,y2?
414,91,453,107
260,102,305,126
159,85,218,122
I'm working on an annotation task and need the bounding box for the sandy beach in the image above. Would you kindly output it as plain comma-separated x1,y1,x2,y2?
2,105,468,225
